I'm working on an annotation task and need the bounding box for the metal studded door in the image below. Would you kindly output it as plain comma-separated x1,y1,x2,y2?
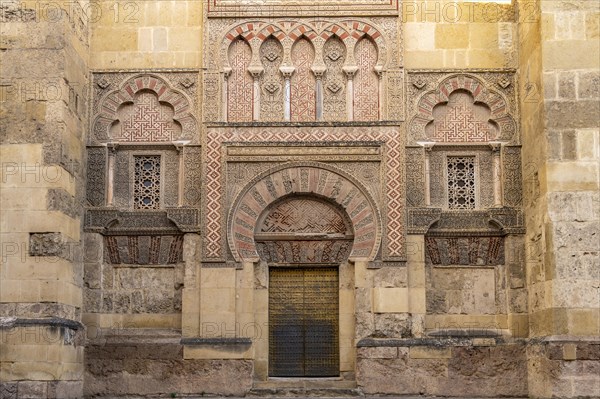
269,267,339,377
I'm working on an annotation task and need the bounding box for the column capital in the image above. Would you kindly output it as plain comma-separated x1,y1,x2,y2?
247,66,264,79
417,141,436,152
343,65,358,79
489,141,503,152
279,66,295,79
312,65,326,79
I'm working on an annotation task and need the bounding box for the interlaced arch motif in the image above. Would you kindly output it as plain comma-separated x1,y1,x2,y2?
410,74,516,143
92,74,196,143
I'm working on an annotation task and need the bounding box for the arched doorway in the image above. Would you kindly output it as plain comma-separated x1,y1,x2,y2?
255,195,354,377
227,162,382,381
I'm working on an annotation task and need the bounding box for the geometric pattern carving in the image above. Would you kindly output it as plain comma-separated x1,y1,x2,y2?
204,128,405,260
405,147,425,207
426,91,497,142
92,74,197,143
103,235,183,265
256,197,353,264
322,36,347,122
428,147,494,210
447,156,476,210
409,74,516,144
259,198,351,234
111,91,181,142
163,151,180,208
209,19,392,122
84,209,200,234
183,146,202,207
86,147,106,207
425,236,504,266
227,38,253,122
291,38,316,122
203,71,221,122
260,37,285,121
503,146,523,207
257,240,353,264
207,0,401,17
407,208,524,236
113,151,130,208
407,208,441,235
353,37,379,121
385,68,404,120
133,155,161,210
228,164,380,262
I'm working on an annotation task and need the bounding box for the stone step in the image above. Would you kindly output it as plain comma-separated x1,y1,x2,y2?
247,388,364,397
248,380,362,398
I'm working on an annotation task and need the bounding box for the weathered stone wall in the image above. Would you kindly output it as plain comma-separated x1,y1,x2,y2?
2,0,598,397
84,334,252,397
357,342,528,397
1,0,89,397
516,0,600,397
403,0,516,68
90,0,202,69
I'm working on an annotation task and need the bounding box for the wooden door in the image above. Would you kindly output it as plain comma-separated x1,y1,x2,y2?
268,267,339,377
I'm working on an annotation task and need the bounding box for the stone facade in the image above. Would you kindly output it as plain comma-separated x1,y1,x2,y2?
0,1,598,398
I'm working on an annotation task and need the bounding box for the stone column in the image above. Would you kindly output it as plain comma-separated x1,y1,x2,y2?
248,66,264,122
106,143,117,206
490,142,503,207
181,234,202,338
0,2,89,397
222,67,231,121
517,0,600,397
343,66,358,121
312,67,326,121
422,143,434,207
375,66,384,121
407,235,426,337
280,66,295,121
176,143,185,207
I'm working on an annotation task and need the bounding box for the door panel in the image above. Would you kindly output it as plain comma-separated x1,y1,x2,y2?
269,267,339,377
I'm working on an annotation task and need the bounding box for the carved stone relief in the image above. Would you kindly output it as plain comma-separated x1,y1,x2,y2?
255,196,354,264
205,18,401,122
227,163,382,262
502,146,523,207
322,36,347,121
260,37,285,121
354,37,379,121
86,147,106,207
407,72,518,145
206,126,405,261
104,235,183,265
90,72,199,145
405,147,425,207
291,38,316,122
425,236,504,266
227,38,253,122
183,146,202,207
429,147,494,210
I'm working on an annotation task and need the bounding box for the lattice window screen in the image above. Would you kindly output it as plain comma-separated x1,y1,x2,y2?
134,155,161,209
447,156,476,209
